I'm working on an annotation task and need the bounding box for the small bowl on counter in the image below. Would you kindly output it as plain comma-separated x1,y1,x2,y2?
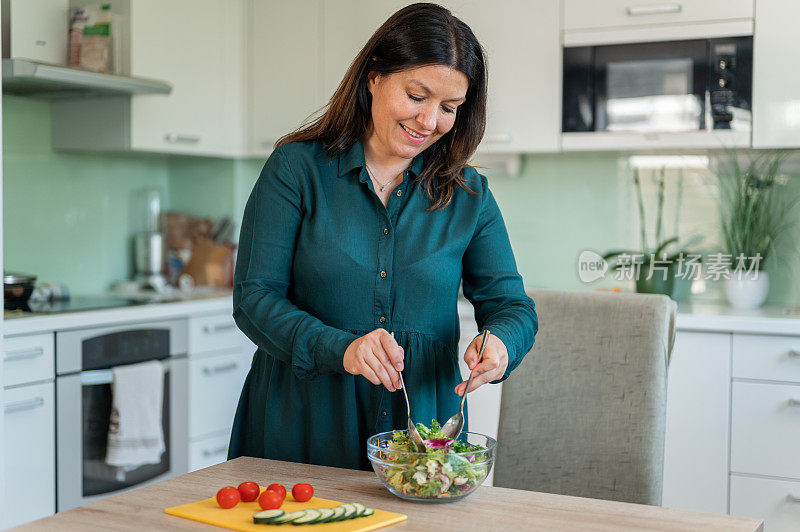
367,431,496,502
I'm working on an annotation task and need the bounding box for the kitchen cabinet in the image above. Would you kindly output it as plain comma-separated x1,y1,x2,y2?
2,351,56,530
730,476,800,532
752,0,800,148
320,0,560,153
3,0,69,65
186,312,253,471
661,331,731,514
564,0,753,32
247,0,325,156
51,0,246,157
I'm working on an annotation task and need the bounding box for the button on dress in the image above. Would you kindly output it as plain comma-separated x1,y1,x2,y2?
228,139,538,471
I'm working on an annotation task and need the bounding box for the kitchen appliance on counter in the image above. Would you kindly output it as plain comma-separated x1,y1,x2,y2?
562,35,752,150
55,319,188,511
131,187,168,291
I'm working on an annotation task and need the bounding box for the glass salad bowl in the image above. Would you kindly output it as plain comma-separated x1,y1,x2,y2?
367,430,496,502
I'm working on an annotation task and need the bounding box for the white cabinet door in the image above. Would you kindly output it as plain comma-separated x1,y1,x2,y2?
753,0,800,148
321,0,560,153
731,475,800,532
446,0,560,153
2,382,56,529
730,381,800,480
189,432,231,472
564,0,753,32
662,331,731,514
248,0,325,155
188,348,251,440
2,333,55,388
128,0,245,156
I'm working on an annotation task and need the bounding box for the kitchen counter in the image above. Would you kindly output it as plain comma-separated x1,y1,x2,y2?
675,300,800,335
15,456,763,531
3,291,233,336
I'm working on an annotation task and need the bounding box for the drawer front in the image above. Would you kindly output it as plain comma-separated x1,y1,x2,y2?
189,433,231,472
730,381,800,479
731,475,800,532
564,0,753,31
188,313,242,356
188,350,250,439
2,382,56,529
733,333,800,383
3,333,55,387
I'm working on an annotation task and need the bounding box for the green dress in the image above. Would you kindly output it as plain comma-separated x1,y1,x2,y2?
228,139,537,471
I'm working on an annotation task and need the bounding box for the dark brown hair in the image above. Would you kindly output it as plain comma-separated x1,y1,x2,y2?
276,2,487,211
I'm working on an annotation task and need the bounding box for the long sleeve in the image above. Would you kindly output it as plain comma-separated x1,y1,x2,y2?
461,174,538,384
232,147,358,380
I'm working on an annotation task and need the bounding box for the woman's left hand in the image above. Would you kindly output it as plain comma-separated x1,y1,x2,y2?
454,332,508,395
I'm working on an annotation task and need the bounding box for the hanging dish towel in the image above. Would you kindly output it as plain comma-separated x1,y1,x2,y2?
105,359,166,468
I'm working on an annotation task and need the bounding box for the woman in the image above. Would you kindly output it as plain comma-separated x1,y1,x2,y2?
229,2,537,471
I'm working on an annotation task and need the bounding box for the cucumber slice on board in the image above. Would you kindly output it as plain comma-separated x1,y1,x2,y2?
253,509,285,524
363,508,375,517
273,510,306,524
352,503,366,517
314,508,336,523
292,509,321,525
329,506,347,521
341,504,357,519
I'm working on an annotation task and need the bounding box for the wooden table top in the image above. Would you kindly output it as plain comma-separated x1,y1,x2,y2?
16,457,763,531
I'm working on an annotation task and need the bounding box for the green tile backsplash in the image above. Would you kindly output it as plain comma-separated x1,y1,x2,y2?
3,95,799,306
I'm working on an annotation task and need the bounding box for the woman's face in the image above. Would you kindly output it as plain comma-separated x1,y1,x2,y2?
366,64,469,161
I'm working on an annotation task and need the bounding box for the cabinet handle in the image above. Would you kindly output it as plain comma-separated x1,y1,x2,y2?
164,133,200,144
202,362,239,376
202,323,237,334
4,396,45,413
4,347,45,361
787,494,800,502
788,398,800,407
483,134,512,144
789,350,800,358
626,4,681,16
202,445,228,457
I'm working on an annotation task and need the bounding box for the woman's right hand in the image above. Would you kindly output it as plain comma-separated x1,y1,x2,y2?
343,329,404,392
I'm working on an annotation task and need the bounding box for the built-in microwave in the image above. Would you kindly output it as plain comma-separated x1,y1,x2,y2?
562,36,752,150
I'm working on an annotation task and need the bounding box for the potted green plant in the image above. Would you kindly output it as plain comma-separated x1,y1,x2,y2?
715,149,799,309
603,166,703,298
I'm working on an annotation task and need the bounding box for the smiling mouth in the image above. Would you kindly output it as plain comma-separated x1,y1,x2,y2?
400,123,427,139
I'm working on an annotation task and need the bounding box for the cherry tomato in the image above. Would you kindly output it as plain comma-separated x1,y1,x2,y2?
216,486,240,509
291,483,314,502
237,481,260,502
266,483,286,501
258,490,284,510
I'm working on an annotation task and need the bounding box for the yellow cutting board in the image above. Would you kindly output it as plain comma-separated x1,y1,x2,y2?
164,489,407,532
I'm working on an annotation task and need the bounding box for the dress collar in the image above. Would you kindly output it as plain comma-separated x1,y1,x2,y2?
336,139,425,182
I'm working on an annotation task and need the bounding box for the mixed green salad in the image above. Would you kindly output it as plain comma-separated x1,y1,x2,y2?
380,420,490,499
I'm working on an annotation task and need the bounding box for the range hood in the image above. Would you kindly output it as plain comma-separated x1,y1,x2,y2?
2,58,172,99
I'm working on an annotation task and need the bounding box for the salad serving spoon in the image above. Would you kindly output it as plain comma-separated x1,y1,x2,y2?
391,332,425,452
441,329,490,441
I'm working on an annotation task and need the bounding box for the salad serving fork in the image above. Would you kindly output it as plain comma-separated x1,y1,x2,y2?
391,332,425,452
441,329,490,441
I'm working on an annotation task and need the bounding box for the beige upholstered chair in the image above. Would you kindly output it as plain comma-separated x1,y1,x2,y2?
493,289,677,505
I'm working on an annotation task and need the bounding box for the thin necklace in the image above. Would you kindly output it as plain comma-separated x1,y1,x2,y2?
365,163,403,192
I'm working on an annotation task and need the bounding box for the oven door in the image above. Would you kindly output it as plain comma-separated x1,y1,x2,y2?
56,357,187,511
